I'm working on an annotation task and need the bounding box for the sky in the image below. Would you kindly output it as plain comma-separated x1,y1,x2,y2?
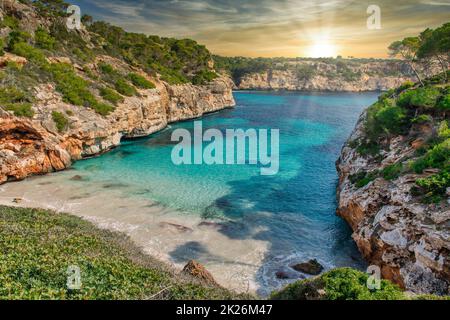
71,0,450,58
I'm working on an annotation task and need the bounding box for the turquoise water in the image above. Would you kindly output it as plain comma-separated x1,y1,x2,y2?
73,91,379,292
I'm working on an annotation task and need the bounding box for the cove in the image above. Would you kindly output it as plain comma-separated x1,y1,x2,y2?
0,91,379,296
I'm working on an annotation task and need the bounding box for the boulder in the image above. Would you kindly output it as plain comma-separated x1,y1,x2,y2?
182,260,217,286
291,259,324,275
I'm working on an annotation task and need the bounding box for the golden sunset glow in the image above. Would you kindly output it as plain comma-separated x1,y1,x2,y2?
73,0,450,58
307,39,338,58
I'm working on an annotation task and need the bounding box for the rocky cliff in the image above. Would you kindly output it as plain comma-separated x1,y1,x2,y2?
336,78,449,295
0,66,234,184
0,0,235,184
238,69,413,92
215,56,425,92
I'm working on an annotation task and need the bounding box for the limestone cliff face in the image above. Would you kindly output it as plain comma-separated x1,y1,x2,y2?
0,75,235,184
237,61,420,92
336,112,449,295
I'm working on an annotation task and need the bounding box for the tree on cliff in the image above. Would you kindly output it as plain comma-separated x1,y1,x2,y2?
389,37,424,86
417,23,450,82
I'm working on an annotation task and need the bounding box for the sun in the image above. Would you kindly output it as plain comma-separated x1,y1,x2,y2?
307,40,338,58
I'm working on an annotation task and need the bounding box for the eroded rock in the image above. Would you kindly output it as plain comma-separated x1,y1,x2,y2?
291,259,324,275
182,260,217,286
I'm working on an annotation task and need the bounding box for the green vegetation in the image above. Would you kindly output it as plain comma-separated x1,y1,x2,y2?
349,170,379,188
0,15,19,29
397,86,441,110
356,23,449,200
87,21,216,85
0,206,249,300
128,73,156,89
35,27,56,50
11,42,46,64
410,139,450,174
99,63,116,75
100,87,124,105
0,86,34,118
411,114,433,124
115,79,137,97
49,63,114,115
2,205,447,300
0,0,222,118
0,38,4,56
271,268,405,300
382,163,403,181
51,111,69,132
192,70,219,85
295,64,316,82
349,163,404,189
413,168,450,203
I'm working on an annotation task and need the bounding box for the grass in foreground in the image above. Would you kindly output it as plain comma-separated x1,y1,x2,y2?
1,206,448,300
270,268,450,300
0,206,249,300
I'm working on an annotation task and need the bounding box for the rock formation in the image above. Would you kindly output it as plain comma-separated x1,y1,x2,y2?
337,110,449,295
182,260,218,286
0,74,235,184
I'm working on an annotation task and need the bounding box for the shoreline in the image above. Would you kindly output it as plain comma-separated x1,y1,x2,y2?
0,172,270,295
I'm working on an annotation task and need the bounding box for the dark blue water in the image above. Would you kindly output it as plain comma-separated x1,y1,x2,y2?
73,91,378,293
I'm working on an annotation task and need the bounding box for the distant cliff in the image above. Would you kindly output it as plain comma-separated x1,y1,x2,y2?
214,56,432,92
336,74,449,295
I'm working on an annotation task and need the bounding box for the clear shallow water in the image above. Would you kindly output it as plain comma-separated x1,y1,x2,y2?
0,91,379,295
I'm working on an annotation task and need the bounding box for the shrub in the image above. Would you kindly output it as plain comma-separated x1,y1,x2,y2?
115,79,136,96
395,81,415,94
192,70,218,85
414,168,450,203
295,64,316,81
4,103,34,118
82,65,98,80
49,63,114,116
0,38,4,56
382,163,403,181
51,111,69,132
437,93,450,113
398,87,441,110
364,99,408,142
91,102,115,116
35,28,56,50
356,141,381,157
72,48,93,62
411,114,432,124
12,42,46,64
128,73,156,89
0,87,34,118
99,63,116,75
271,268,405,300
100,87,124,105
349,170,379,188
438,121,450,139
8,31,32,48
411,139,450,173
0,15,19,29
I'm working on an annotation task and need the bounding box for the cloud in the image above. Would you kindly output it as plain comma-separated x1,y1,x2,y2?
72,0,450,57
